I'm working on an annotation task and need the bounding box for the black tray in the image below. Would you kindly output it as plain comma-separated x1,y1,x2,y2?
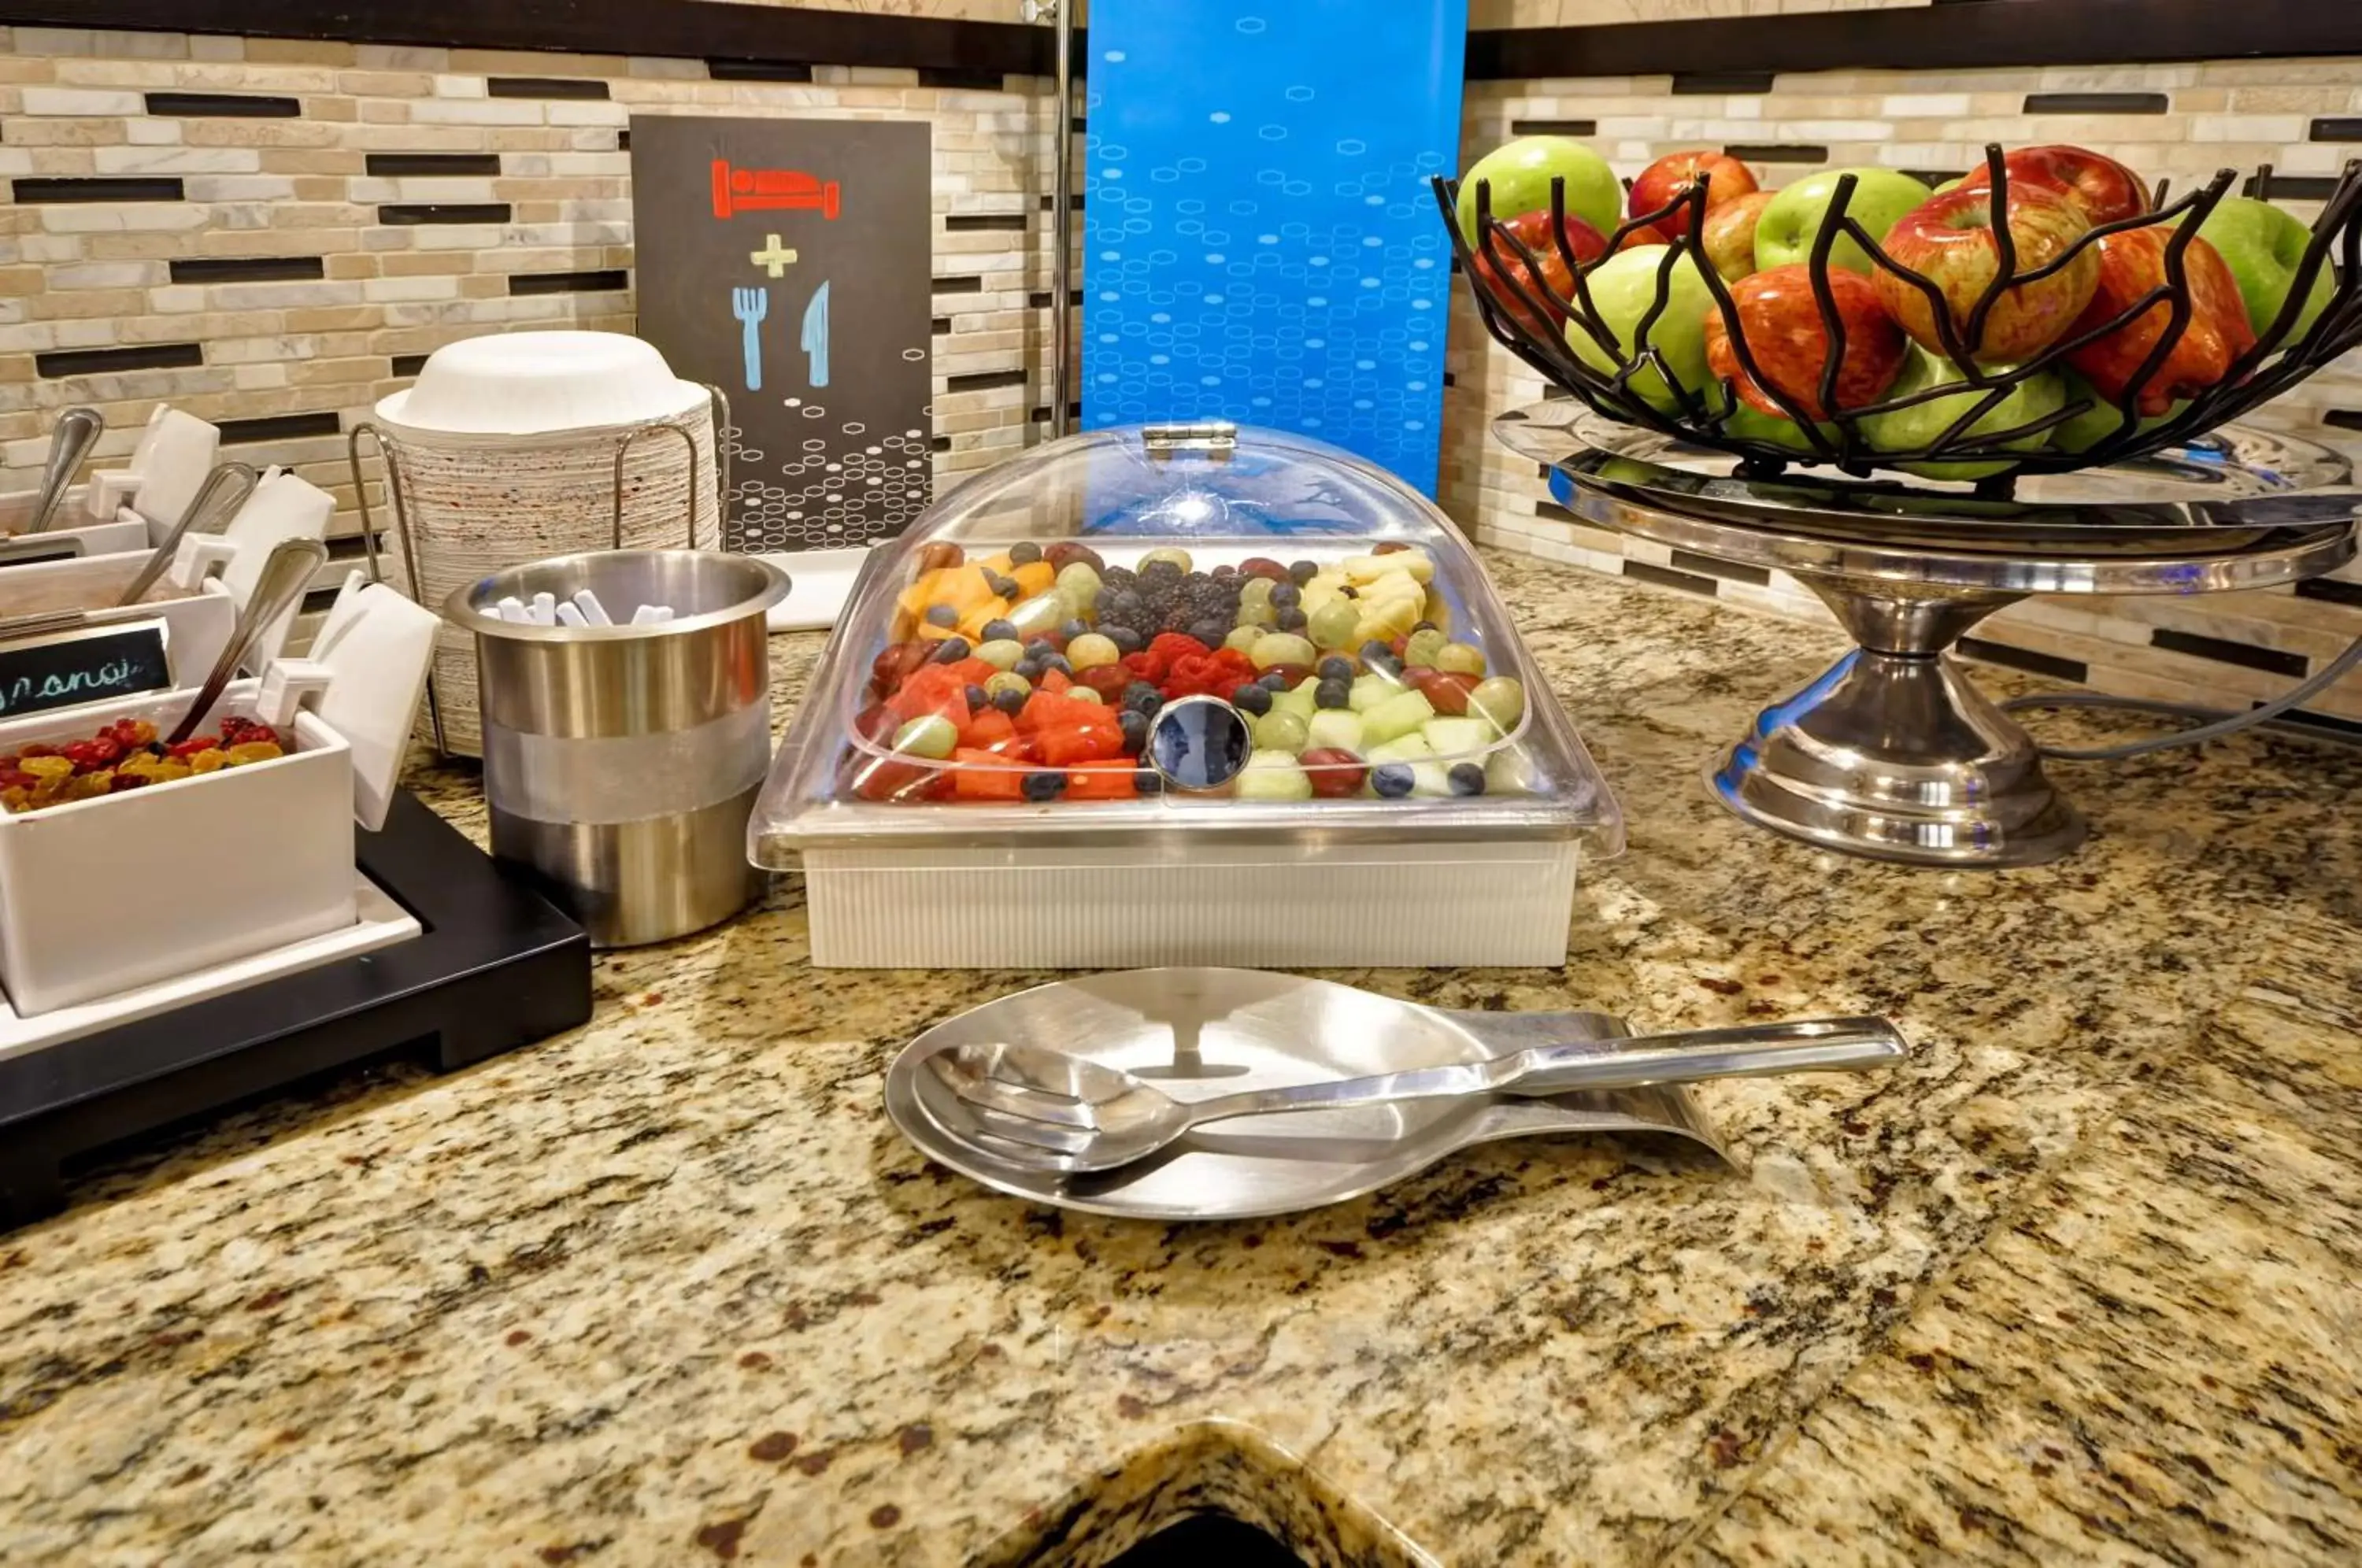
0,790,592,1224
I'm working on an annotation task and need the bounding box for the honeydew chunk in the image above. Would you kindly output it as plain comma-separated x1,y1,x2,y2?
1271,676,1323,720
1364,733,1436,767
1421,717,1494,759
1236,749,1314,801
1305,708,1366,755
1361,690,1437,747
1347,673,1396,713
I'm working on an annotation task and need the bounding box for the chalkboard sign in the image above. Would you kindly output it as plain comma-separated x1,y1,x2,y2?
0,535,84,569
0,619,171,722
630,116,934,553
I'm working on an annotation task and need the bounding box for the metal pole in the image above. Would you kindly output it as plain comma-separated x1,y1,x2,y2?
1050,0,1074,438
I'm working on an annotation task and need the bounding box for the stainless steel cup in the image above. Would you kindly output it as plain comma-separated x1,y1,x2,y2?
446,549,789,947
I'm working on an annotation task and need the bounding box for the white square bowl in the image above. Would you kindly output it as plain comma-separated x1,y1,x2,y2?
0,697,355,1015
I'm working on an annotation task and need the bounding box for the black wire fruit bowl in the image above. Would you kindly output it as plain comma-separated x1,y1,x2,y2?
1435,143,2362,491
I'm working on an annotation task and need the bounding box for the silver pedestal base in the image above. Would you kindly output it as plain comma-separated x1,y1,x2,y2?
1709,643,2085,867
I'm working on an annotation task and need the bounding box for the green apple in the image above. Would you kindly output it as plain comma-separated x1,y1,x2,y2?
1456,136,1622,246
2052,369,2185,454
1860,346,2064,479
1932,175,1967,196
1755,168,1931,276
2196,194,2335,341
1564,246,1723,414
1723,402,1838,456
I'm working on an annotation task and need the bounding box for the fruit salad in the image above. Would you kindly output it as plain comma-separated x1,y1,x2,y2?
846,542,1535,805
0,714,288,815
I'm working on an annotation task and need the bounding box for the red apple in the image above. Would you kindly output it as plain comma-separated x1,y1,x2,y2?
1468,206,1610,335
1874,183,2099,362
1958,144,2151,230
1701,190,1775,282
1615,222,1672,253
2064,225,2255,415
1630,150,1760,226
1704,264,1908,419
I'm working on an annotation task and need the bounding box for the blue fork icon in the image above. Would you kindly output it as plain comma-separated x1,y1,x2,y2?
731,286,768,392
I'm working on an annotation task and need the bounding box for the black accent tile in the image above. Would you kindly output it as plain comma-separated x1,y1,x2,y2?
1442,372,1457,388
1960,636,2086,684
2294,576,2362,608
2276,708,2362,743
1038,191,1087,210
2023,91,2168,115
1622,560,1719,597
1509,119,1597,137
917,67,1005,91
948,212,1027,231
1072,115,1087,133
326,534,379,564
220,411,342,444
2310,118,2362,142
1671,549,1768,586
931,316,952,334
2242,174,2339,201
2325,410,2362,431
705,58,814,82
365,153,503,177
944,368,1028,393
929,434,953,453
35,342,203,379
2150,627,2308,679
1537,463,1553,481
14,176,184,204
1723,144,1828,164
1540,383,1575,401
1025,289,1087,309
380,203,513,225
168,256,324,284
932,275,984,294
616,130,630,152
1673,71,1775,94
509,268,630,295
487,76,610,99
144,91,302,117
391,353,431,378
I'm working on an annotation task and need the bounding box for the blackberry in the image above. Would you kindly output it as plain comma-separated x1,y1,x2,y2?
1142,558,1184,581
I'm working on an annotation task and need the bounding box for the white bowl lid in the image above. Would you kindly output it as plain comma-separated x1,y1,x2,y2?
374,331,706,436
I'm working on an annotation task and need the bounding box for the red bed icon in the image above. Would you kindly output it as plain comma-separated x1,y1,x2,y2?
711,159,842,221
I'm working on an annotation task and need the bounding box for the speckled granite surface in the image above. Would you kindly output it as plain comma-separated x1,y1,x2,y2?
2,549,2358,1566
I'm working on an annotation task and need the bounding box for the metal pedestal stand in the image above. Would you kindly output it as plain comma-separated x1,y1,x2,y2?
1498,405,2361,867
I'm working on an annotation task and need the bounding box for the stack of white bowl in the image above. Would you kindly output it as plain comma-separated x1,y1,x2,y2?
371,331,723,756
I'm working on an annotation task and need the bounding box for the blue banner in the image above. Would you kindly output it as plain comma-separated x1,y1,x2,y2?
1080,0,1468,494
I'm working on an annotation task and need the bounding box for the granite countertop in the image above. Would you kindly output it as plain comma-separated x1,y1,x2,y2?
2,549,2358,1566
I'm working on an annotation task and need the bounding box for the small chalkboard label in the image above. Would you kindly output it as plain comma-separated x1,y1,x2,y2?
0,534,84,569
0,619,172,721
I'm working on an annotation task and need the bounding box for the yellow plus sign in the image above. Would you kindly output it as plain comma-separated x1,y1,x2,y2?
748,235,798,277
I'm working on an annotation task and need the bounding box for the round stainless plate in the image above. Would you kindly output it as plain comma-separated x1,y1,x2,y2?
883,970,1724,1221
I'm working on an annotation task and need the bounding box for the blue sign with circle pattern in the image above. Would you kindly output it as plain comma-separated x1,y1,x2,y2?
1080,0,1468,494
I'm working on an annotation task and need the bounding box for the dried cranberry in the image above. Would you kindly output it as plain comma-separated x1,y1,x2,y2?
168,736,220,759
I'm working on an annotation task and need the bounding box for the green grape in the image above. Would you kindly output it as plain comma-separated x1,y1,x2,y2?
1308,599,1361,650
1065,633,1120,670
974,638,1024,671
1138,546,1194,573
1224,624,1264,655
1234,600,1278,631
1238,576,1275,609
1054,561,1102,616
1403,628,1449,669
1468,676,1524,733
984,671,1031,702
1435,642,1486,677
891,714,957,760
1253,708,1310,753
1249,632,1317,671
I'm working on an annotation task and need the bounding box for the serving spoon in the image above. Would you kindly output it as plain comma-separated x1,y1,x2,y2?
24,406,104,536
163,535,327,745
923,1000,1905,1174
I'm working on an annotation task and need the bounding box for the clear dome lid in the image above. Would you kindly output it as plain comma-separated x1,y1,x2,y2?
751,422,1621,862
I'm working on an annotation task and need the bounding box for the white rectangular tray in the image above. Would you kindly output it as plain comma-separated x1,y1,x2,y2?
0,873,418,1060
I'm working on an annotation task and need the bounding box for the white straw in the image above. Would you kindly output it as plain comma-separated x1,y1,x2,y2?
572,589,613,627
531,591,557,625
554,601,587,627
629,603,667,625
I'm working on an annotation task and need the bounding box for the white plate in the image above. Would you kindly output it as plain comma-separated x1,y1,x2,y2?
0,873,419,1060
757,546,877,631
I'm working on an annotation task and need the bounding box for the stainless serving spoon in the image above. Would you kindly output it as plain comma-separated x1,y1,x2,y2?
117,460,258,606
163,534,327,745
924,999,1905,1174
24,406,104,535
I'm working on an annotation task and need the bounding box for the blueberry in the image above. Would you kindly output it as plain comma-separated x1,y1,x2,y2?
932,637,971,663
1449,762,1487,797
1025,638,1058,658
964,683,990,712
1134,767,1165,796
1189,620,1230,649
1231,682,1273,716
1258,671,1291,691
1316,656,1353,683
1359,640,1401,673
1124,681,1164,713
1021,769,1065,801
924,604,958,628
981,617,1019,643
983,573,1019,601
1118,709,1150,752
1014,657,1044,681
1040,653,1072,677
993,686,1028,716
1289,560,1318,584
1108,626,1146,655
1315,678,1351,709
1060,618,1090,642
1009,542,1043,566
1276,608,1309,633
1269,582,1301,609
1371,763,1415,799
